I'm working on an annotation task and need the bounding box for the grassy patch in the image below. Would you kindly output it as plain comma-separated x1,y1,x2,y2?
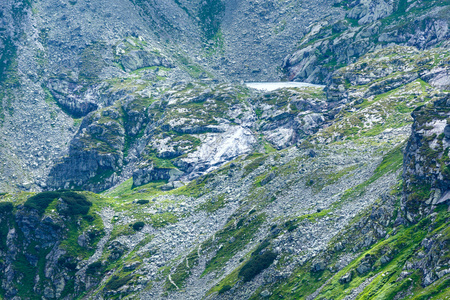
243,156,267,177
166,250,199,291
58,192,92,215
0,202,13,214
104,274,134,291
151,212,178,228
342,145,404,201
132,221,145,231
317,219,433,300
198,194,226,213
202,214,266,276
198,0,225,40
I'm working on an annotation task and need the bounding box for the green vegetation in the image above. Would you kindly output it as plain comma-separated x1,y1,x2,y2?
24,191,61,214
306,164,360,193
86,261,104,275
104,274,133,290
59,192,92,215
202,214,266,276
104,178,167,201
342,145,404,201
0,207,13,251
243,156,267,177
174,53,210,79
24,191,92,216
166,250,199,291
79,42,107,83
140,144,181,170
151,212,178,228
136,199,149,205
0,37,16,83
0,202,13,214
316,217,440,300
173,175,210,198
219,284,232,294
198,0,225,40
132,221,145,231
239,251,277,282
57,193,105,259
198,194,226,213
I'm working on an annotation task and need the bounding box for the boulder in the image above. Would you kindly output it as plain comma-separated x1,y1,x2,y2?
339,271,352,284
356,262,371,275
311,261,327,272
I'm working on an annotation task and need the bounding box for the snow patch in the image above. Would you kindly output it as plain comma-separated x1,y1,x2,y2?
245,82,325,92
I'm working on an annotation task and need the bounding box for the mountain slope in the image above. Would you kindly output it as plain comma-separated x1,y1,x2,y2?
0,1,450,299
0,45,449,299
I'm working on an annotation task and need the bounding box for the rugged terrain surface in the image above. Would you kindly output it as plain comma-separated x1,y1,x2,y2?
0,0,450,299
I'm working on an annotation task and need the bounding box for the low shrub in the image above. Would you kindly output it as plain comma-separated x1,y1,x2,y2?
25,191,92,215
104,275,133,290
57,255,78,270
285,220,298,232
60,192,92,215
83,215,95,222
24,191,61,214
132,221,145,231
86,261,103,275
239,251,277,282
252,240,270,256
0,202,13,214
136,200,149,205
219,284,232,294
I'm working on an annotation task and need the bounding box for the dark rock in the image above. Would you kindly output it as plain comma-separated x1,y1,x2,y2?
311,261,327,272
380,255,391,264
132,163,183,187
108,241,127,261
77,233,89,248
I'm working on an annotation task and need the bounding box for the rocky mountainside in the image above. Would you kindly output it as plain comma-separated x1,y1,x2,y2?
0,0,344,192
0,44,449,299
0,0,450,299
283,0,450,83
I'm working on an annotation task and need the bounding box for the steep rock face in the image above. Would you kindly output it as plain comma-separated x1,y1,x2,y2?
403,94,450,222
46,42,450,192
283,0,450,83
346,0,395,24
47,106,125,192
0,0,395,193
46,38,176,117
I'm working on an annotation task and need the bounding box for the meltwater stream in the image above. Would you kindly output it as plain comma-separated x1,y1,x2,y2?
245,82,325,91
